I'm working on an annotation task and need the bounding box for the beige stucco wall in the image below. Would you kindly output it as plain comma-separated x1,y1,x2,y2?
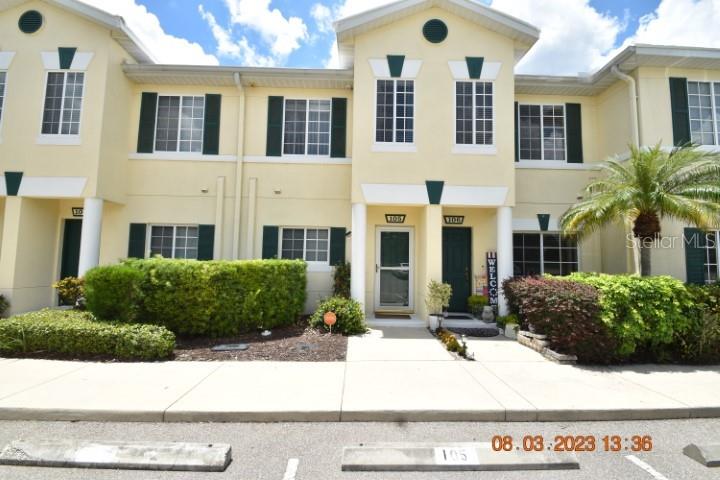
350,7,517,204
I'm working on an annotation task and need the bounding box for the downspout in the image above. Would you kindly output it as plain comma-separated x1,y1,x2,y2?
232,72,245,259
611,65,641,275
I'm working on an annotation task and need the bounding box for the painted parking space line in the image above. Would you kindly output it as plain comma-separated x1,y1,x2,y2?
625,455,671,480
283,458,299,480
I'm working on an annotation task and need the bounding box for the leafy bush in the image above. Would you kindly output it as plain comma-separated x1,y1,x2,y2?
670,284,720,364
467,295,489,316
52,277,85,307
85,264,144,323
0,295,8,318
503,276,616,363
0,309,175,360
85,259,306,337
309,296,367,335
333,262,351,298
495,314,518,329
425,280,452,315
569,273,693,358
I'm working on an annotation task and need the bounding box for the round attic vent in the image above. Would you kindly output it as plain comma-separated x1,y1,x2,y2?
19,10,43,34
423,19,448,43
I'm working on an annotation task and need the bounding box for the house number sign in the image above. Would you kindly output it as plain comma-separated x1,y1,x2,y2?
385,214,406,224
72,207,84,217
444,215,465,225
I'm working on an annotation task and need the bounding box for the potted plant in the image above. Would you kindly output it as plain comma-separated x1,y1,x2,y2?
467,294,488,317
425,280,452,331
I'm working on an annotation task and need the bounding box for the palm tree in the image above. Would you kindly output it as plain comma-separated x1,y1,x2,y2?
559,144,720,276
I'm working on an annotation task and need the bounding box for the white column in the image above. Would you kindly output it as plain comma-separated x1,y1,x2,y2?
77,197,103,277
351,203,367,310
496,206,513,316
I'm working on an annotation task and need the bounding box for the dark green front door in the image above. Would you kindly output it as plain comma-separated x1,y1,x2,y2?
60,219,82,280
442,227,472,312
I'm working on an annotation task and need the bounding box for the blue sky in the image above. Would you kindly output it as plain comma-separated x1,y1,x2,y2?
85,0,720,75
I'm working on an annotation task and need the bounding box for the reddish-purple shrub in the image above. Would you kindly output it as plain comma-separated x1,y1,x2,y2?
502,276,617,364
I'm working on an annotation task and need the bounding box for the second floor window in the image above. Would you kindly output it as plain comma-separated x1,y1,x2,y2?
688,81,720,146
42,71,84,135
283,99,331,155
518,104,566,161
155,95,205,153
376,79,414,143
0,72,5,125
456,81,493,145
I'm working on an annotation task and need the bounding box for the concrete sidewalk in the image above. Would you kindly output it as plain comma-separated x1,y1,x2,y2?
0,330,719,423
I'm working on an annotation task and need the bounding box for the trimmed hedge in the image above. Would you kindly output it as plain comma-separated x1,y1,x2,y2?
310,296,367,335
0,310,175,360
85,259,307,337
502,276,616,363
504,274,720,364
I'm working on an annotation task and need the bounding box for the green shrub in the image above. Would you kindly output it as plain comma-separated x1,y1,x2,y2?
0,295,8,318
85,265,144,322
437,328,467,356
85,258,307,337
309,296,367,335
52,277,85,307
0,310,175,360
467,295,489,316
569,273,693,358
333,262,351,298
503,276,616,363
495,314,518,329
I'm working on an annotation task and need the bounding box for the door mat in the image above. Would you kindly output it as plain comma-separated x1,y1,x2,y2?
445,314,474,320
374,313,412,320
447,327,499,338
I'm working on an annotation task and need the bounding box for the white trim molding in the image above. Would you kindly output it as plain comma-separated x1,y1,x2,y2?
16,176,87,198
360,183,509,206
0,178,6,196
448,61,501,80
130,153,238,162
41,51,94,71
442,185,508,207
452,145,497,155
36,135,81,145
371,143,417,153
0,52,16,70
361,183,428,205
513,217,560,232
515,161,600,170
243,155,351,165
369,58,423,79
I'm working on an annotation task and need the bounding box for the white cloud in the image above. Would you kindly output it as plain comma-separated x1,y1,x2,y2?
311,3,334,33
81,0,218,65
488,0,623,75
618,0,720,51
198,5,276,66
198,0,309,66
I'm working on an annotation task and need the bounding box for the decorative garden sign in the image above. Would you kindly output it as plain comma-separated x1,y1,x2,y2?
486,251,498,310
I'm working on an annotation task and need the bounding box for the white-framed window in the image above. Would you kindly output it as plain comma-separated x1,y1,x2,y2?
701,231,719,284
155,95,205,153
455,81,493,145
148,225,199,259
375,79,414,143
687,81,720,146
517,104,566,161
513,232,579,276
283,99,331,155
280,227,330,264
0,71,6,126
41,71,84,135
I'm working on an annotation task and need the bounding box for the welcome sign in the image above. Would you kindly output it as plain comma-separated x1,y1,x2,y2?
486,251,498,309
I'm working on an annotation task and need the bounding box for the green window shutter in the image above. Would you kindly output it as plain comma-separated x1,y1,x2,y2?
514,102,519,163
202,94,221,155
387,55,405,78
58,47,76,69
137,92,158,153
465,57,484,79
198,224,215,260
127,223,147,258
330,98,347,158
565,103,584,163
330,227,347,266
266,96,284,157
669,77,691,146
262,226,279,259
684,227,707,285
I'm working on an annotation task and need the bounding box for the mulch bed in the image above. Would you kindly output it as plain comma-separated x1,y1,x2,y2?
174,322,347,362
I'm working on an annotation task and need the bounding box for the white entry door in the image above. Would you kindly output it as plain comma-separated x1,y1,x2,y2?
375,227,414,311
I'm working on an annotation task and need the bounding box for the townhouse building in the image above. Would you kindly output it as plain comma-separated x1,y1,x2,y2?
0,0,718,320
